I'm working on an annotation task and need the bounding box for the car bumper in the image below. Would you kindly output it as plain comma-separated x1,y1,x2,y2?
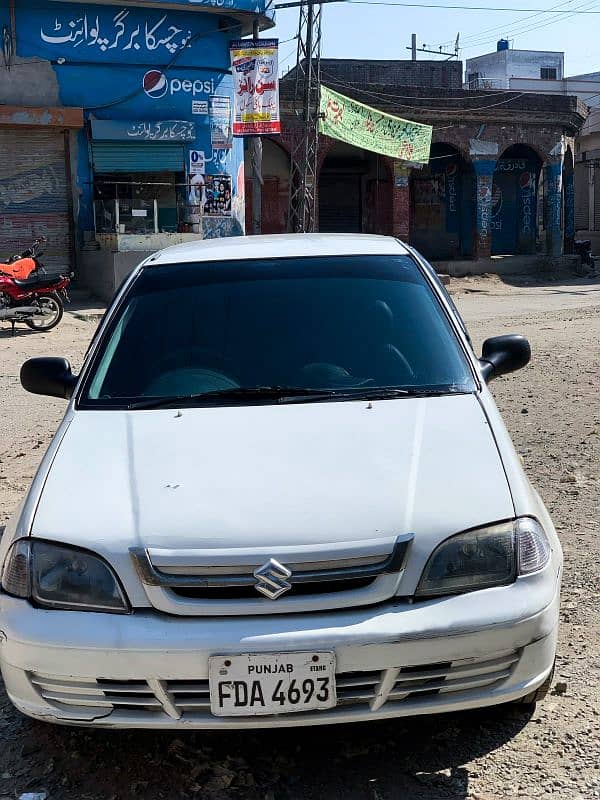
0,572,560,729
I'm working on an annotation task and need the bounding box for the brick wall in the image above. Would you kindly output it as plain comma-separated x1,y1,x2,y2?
316,60,463,89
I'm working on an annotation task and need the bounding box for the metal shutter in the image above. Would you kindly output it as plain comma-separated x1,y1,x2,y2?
595,166,600,232
0,129,71,273
574,162,589,232
92,142,185,172
318,173,362,233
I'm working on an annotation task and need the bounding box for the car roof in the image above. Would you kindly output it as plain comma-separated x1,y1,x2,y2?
147,233,410,266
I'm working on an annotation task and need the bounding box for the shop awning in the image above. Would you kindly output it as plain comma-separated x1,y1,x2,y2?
0,104,83,129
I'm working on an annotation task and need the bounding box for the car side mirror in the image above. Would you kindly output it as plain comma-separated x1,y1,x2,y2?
479,335,531,382
20,357,78,399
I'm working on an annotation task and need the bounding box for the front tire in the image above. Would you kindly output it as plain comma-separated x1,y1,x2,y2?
25,293,63,331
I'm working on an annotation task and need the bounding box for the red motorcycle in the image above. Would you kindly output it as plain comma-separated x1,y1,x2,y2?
0,238,71,332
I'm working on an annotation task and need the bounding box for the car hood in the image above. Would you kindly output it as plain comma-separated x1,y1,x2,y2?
32,395,514,583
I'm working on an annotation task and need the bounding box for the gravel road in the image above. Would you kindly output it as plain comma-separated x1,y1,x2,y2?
0,275,598,800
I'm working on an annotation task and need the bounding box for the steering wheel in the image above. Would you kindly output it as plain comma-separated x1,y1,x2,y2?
154,346,241,385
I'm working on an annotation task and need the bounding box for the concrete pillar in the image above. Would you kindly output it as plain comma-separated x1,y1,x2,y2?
472,159,496,260
391,164,410,241
544,158,564,256
564,169,575,253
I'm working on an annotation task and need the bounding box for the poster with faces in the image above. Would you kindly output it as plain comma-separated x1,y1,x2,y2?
202,175,232,217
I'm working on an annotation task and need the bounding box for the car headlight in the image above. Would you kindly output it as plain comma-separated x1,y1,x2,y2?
1,540,130,613
416,517,551,598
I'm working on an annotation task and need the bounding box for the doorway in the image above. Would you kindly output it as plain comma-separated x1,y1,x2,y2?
318,143,392,234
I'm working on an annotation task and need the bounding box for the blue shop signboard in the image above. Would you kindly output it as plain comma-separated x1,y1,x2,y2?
9,0,272,237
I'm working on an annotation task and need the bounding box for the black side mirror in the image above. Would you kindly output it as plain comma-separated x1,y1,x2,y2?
479,335,531,382
20,357,78,399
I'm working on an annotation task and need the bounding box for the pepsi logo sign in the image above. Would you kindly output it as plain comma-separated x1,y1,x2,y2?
143,70,215,100
143,70,168,99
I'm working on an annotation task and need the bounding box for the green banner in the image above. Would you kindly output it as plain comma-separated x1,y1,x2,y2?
319,85,432,164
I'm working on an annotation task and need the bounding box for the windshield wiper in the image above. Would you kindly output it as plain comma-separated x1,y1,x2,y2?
322,386,468,401
127,384,470,410
127,386,336,410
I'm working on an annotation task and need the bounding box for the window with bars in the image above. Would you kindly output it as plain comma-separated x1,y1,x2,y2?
540,67,557,80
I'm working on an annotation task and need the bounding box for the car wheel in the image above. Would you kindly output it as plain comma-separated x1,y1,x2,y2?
513,660,555,708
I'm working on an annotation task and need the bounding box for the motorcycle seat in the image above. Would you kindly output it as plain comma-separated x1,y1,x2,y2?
12,275,61,289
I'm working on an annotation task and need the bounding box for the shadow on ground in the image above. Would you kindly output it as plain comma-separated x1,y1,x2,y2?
0,677,532,800
0,326,43,339
456,268,600,293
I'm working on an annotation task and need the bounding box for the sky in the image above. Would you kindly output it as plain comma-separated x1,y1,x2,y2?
268,0,600,79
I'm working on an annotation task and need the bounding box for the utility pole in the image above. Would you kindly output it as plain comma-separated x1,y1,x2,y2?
287,0,323,233
411,33,417,61
249,17,263,235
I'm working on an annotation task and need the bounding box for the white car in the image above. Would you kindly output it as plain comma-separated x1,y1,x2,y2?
0,234,561,729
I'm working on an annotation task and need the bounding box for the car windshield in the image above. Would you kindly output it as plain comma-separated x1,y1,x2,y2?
80,255,476,408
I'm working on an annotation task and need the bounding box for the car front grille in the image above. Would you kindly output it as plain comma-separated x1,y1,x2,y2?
170,577,375,601
130,536,414,615
28,649,519,721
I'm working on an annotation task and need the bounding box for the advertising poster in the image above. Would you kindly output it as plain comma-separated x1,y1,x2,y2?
210,96,233,149
230,39,280,136
189,150,205,175
203,175,232,217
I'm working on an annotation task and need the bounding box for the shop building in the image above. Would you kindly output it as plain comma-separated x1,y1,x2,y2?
254,61,586,268
465,44,600,252
0,0,273,297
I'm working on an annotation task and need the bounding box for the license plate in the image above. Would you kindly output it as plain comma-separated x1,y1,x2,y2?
209,652,336,717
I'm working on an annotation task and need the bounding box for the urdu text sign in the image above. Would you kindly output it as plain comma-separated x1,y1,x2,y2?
319,85,432,165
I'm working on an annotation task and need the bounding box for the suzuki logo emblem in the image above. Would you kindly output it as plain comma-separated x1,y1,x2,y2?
253,559,292,600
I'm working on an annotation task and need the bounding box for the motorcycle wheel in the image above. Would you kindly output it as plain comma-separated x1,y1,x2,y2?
25,293,64,331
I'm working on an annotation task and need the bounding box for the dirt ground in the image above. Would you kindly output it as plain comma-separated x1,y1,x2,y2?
0,275,599,800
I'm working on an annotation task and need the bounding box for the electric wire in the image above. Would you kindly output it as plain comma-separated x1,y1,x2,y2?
321,77,583,114
320,73,531,112
279,44,301,73
319,68,525,100
440,0,591,47
275,1,600,13
460,0,600,50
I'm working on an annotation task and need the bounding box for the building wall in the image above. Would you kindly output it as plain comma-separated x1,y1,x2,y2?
576,121,600,234
244,138,289,233
509,76,600,102
317,60,463,89
466,49,564,88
